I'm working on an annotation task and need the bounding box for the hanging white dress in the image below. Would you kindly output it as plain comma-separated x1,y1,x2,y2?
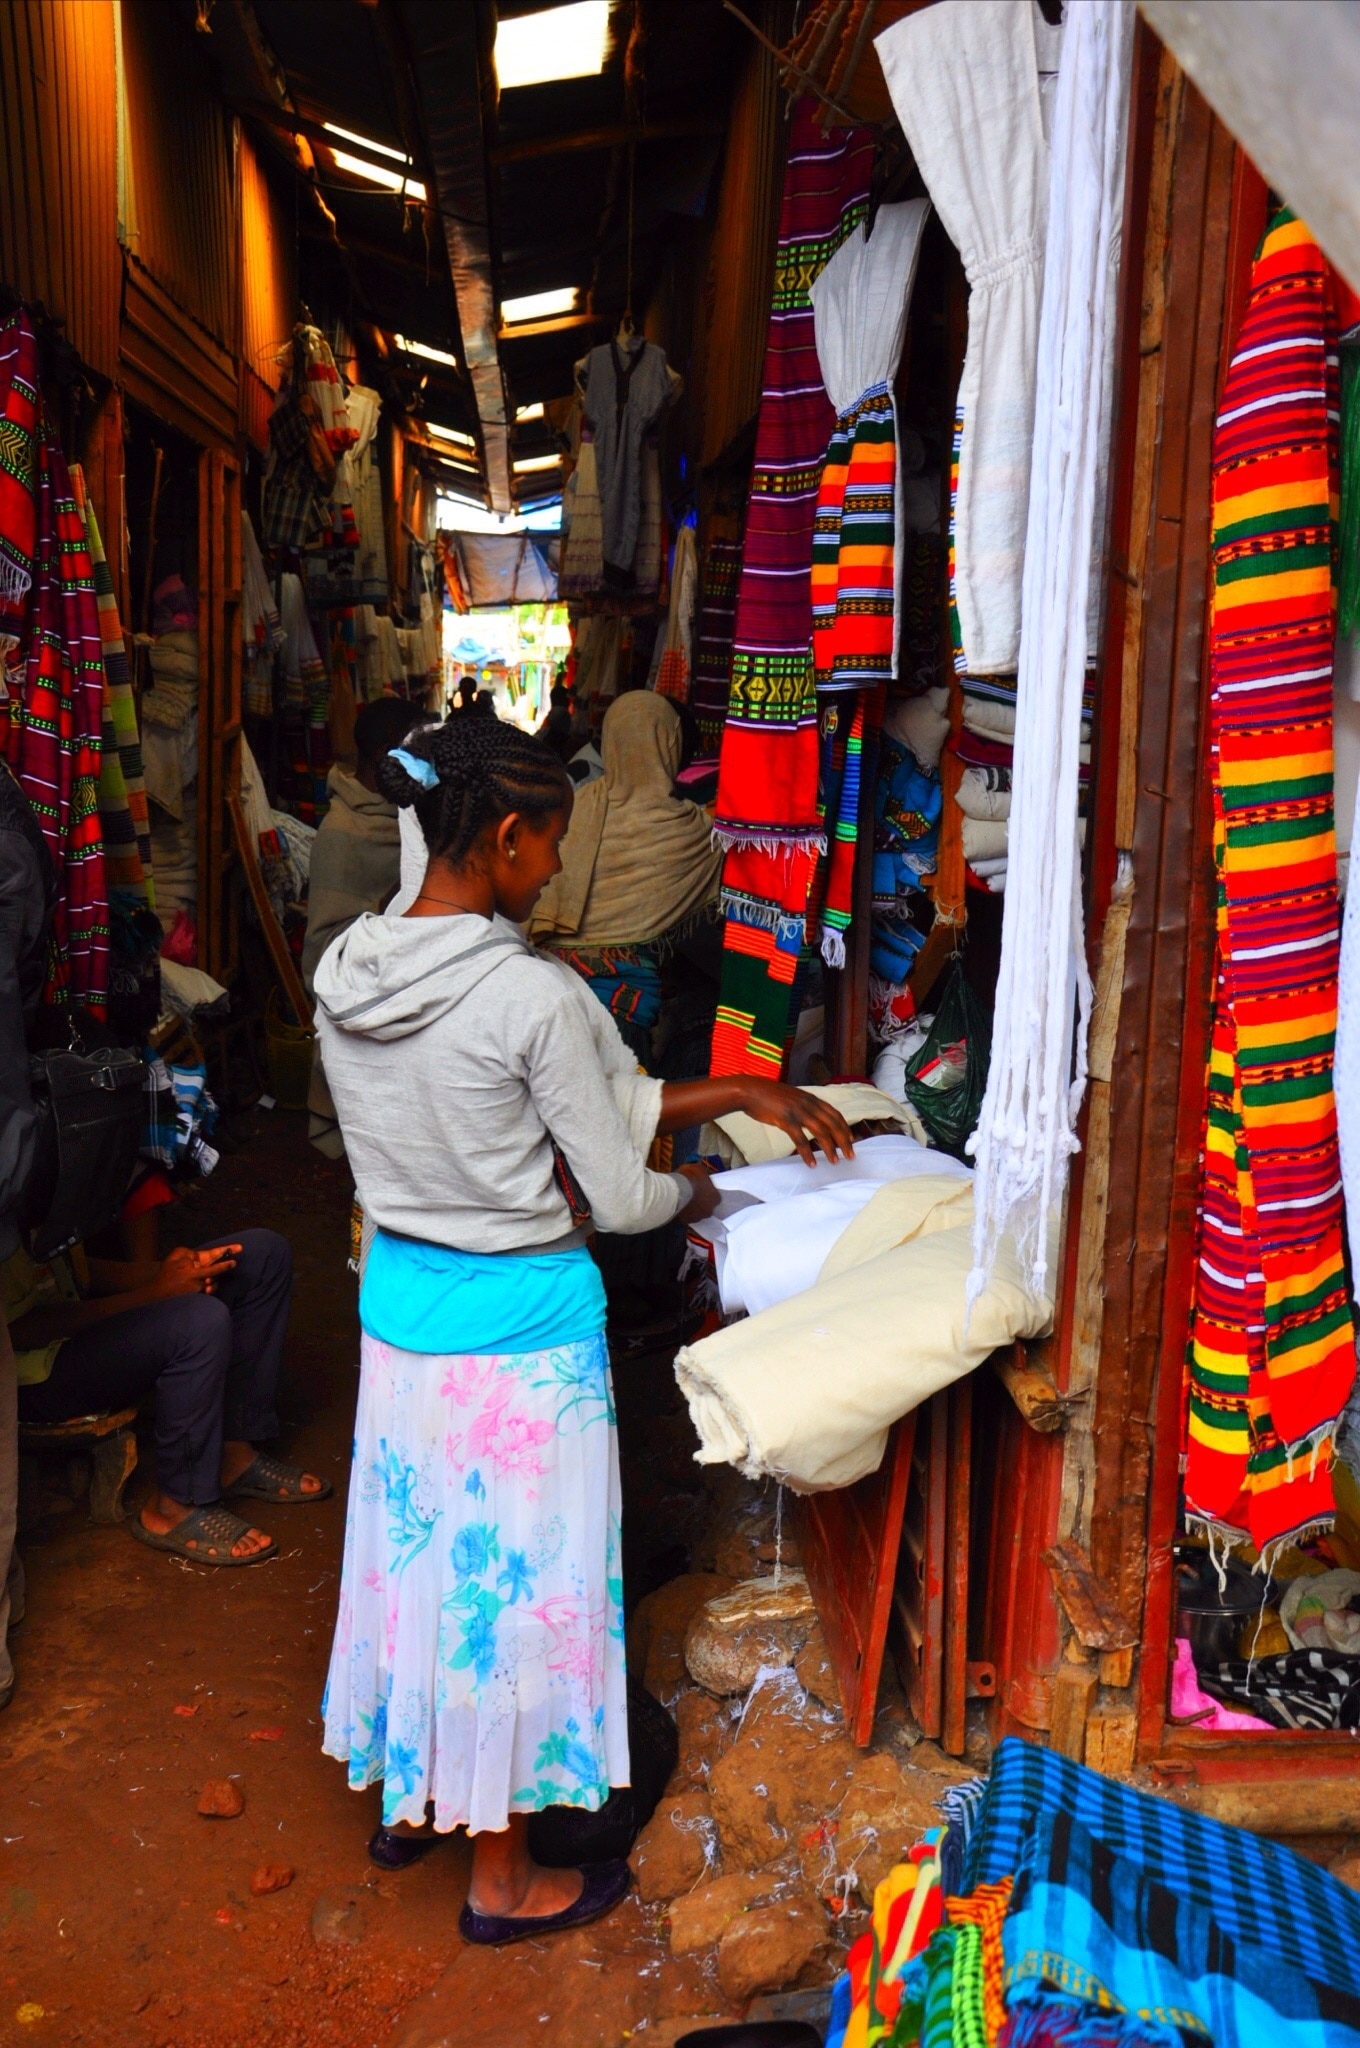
875,1,1053,677
808,198,930,685
347,385,389,604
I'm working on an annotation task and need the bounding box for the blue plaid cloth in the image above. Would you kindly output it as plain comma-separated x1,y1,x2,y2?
966,1739,1360,2002
1004,1809,1360,2048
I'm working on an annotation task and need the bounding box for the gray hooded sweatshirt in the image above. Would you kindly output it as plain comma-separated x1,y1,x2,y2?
313,910,685,1254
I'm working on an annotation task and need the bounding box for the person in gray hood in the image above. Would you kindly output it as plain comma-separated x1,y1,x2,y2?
313,713,853,1947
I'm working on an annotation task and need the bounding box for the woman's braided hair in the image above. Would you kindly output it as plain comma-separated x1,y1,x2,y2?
375,712,570,865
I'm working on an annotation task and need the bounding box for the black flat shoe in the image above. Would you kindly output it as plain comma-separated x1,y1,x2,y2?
458,1858,631,1946
368,1824,440,1869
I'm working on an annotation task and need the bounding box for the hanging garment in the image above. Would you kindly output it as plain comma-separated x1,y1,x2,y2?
690,536,742,754
0,317,107,1011
1186,212,1355,1558
241,510,284,720
578,338,677,582
279,574,328,725
529,691,721,950
345,383,389,602
876,0,1052,677
653,523,698,702
818,693,868,968
966,0,1131,1314
0,312,37,651
710,105,874,1078
559,436,604,597
70,470,153,911
809,199,930,692
714,105,875,852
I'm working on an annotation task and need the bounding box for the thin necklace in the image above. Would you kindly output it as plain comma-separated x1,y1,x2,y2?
412,891,481,912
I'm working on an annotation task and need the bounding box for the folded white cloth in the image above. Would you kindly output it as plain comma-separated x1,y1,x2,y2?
708,1082,927,1165
961,693,1017,740
674,1176,1055,1490
698,1133,973,1317
955,766,1012,823
884,687,951,773
962,817,1010,864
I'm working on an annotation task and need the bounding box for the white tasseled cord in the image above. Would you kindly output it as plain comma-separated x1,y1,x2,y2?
967,0,1134,1309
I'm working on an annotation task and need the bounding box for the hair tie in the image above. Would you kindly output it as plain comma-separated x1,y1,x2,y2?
388,746,439,790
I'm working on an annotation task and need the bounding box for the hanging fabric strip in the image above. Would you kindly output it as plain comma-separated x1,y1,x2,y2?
966,0,1132,1311
1186,209,1355,1558
713,103,875,853
71,468,153,911
819,693,865,969
690,536,742,755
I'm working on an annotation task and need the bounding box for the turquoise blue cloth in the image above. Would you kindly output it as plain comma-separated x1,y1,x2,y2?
360,1229,605,1354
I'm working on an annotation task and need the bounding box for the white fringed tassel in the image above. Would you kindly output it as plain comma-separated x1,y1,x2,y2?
966,0,1134,1312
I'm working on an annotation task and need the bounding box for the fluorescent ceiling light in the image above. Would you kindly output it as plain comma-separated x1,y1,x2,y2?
427,421,477,448
514,453,561,473
393,333,460,369
502,287,578,326
322,122,408,166
516,401,545,422
495,1,610,90
328,146,425,202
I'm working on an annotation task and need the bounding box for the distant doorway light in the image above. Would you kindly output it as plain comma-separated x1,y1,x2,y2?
516,401,546,422
502,287,578,326
328,146,425,202
514,453,561,473
393,333,460,369
495,1,610,90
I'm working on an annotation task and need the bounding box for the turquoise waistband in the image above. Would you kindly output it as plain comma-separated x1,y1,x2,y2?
359,1229,606,1356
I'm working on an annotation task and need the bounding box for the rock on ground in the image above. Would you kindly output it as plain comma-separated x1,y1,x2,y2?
706,1676,857,1870
630,1790,718,1902
629,1573,735,1702
833,1751,945,1904
249,1862,295,1896
668,1688,734,1791
1332,1851,1360,1891
716,1895,829,2003
794,1624,842,1714
667,1868,797,1956
684,1572,818,1696
196,1777,244,1818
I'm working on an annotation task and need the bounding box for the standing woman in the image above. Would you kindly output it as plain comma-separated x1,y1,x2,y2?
315,716,852,1944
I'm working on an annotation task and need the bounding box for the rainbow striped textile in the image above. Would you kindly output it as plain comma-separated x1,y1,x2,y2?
1185,210,1355,1557
811,383,897,691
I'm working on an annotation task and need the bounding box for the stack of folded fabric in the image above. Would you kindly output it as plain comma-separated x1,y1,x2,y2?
140,627,200,824
827,1736,1360,2047
951,674,1093,895
867,691,949,1046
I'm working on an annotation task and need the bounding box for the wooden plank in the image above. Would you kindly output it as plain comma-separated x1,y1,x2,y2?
802,1413,915,1749
1042,1537,1138,1652
1183,1777,1360,1837
994,1341,1070,1435
227,790,311,1028
1049,1661,1098,1762
941,1377,971,1756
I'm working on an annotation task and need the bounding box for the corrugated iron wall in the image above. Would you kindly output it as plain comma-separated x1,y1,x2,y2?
0,0,121,385
239,130,297,450
120,0,237,350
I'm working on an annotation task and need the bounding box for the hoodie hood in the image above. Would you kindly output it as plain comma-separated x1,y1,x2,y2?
313,910,528,1041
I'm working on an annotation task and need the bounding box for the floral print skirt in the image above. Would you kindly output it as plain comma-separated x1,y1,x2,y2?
322,1328,629,1834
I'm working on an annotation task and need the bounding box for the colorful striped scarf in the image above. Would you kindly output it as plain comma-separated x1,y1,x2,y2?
820,691,866,968
0,311,38,644
710,105,873,1075
811,384,897,691
1185,210,1355,1557
0,325,107,1011
690,536,741,754
70,467,153,911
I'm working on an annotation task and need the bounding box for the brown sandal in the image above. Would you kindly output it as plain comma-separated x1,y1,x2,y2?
129,1502,277,1566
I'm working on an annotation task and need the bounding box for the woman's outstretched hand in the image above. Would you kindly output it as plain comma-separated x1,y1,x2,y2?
738,1081,855,1167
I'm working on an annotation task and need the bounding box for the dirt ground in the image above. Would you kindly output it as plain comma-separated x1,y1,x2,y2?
0,1114,734,2048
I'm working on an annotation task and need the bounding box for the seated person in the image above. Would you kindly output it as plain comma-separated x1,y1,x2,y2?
302,695,437,994
5,1229,328,1565
528,690,722,1058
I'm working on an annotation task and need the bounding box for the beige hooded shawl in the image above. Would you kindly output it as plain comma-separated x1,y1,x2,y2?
530,691,721,948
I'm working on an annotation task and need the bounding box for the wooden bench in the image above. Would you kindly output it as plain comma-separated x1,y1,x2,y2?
19,1408,139,1525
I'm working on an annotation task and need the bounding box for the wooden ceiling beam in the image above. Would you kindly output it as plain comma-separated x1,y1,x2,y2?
492,117,725,166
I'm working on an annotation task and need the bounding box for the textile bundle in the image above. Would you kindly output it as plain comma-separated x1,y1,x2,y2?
0,309,107,1011
827,1738,1360,2048
710,104,874,1077
690,535,742,755
653,522,698,702
1186,210,1356,1557
966,0,1131,1313
70,467,153,911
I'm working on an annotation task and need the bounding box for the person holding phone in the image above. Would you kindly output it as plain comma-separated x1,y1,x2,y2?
5,1228,328,1565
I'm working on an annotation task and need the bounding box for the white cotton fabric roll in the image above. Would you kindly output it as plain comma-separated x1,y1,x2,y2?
961,693,1018,740
884,686,952,773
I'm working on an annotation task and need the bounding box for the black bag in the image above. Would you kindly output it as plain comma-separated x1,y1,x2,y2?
23,1044,146,1259
526,1678,679,1867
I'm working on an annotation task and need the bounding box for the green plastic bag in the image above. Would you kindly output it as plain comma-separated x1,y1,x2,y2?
902,961,992,1160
